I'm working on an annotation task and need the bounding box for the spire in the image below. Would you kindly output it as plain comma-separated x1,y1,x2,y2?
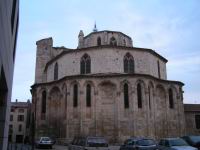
93,22,98,32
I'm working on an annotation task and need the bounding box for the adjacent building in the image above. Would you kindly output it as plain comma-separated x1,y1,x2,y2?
0,0,19,149
31,28,185,143
184,104,200,135
9,100,31,143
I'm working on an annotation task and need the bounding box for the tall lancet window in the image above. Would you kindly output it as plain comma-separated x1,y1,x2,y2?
124,83,129,109
168,88,174,109
97,37,101,46
157,60,161,78
124,53,134,73
86,84,91,107
41,91,46,114
137,83,142,108
80,54,91,74
41,91,46,120
54,62,58,80
73,84,78,107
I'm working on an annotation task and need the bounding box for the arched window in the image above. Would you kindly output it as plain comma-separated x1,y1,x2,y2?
124,53,134,73
41,91,46,114
73,84,78,107
86,84,91,107
157,61,161,78
123,39,126,46
124,83,129,108
169,88,174,108
137,83,142,108
80,54,91,74
97,37,101,46
148,86,151,109
110,37,117,46
54,62,58,80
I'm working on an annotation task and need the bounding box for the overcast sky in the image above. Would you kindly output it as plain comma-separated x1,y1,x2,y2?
12,0,200,104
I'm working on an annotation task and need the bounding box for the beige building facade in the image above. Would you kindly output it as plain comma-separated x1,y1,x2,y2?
9,101,31,143
31,29,185,143
184,104,200,135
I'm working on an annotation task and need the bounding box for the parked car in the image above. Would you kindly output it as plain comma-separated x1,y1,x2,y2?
158,138,198,150
35,137,53,149
182,136,200,149
120,137,159,150
68,136,109,150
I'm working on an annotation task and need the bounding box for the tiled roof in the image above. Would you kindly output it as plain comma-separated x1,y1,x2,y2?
184,104,200,112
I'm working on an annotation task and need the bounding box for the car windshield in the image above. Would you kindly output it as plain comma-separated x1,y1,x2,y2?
169,139,188,146
137,139,156,146
190,136,200,143
41,137,51,141
87,137,108,147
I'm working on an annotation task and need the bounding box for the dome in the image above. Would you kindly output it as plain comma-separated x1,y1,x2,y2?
78,30,133,48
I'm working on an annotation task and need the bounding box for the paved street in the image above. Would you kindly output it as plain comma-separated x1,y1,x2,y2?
8,144,120,150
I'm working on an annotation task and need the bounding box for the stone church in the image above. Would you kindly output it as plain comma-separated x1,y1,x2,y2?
31,26,185,143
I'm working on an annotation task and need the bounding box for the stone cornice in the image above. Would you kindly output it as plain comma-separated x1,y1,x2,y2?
31,73,183,88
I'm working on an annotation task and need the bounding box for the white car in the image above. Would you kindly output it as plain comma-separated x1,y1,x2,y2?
158,138,198,150
35,137,53,149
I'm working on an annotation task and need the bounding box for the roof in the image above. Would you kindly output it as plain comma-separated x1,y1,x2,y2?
11,102,29,108
184,104,200,112
44,45,168,71
84,30,132,39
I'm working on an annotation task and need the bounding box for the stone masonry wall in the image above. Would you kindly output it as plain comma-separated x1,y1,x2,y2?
46,47,167,82
33,76,185,143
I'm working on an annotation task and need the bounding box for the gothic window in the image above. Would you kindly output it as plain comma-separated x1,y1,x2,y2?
195,115,200,129
73,84,78,107
168,88,174,109
97,37,101,46
124,53,134,73
110,37,117,46
124,83,129,109
123,39,126,46
137,83,142,108
86,84,91,107
41,91,46,114
80,54,91,74
54,62,58,80
157,61,161,78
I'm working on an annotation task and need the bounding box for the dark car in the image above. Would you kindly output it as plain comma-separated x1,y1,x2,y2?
158,138,198,150
68,136,109,150
35,137,53,149
120,137,159,150
182,136,200,149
